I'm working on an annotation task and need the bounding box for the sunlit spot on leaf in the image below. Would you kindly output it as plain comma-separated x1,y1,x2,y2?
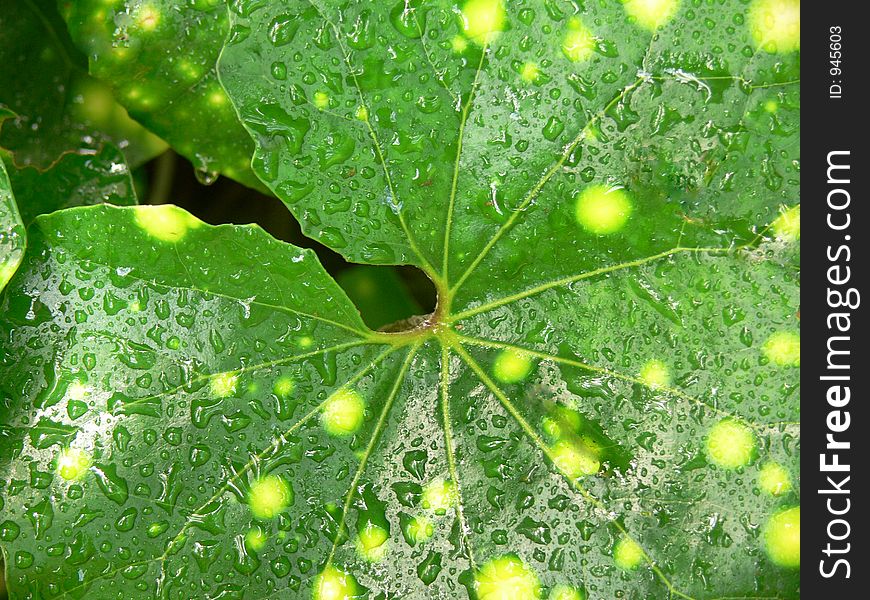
451,35,469,53
421,479,457,514
314,565,360,600
207,87,229,107
66,380,90,401
771,205,800,241
550,584,586,600
749,0,800,53
321,389,365,436
356,522,389,561
622,0,680,31
551,440,600,478
492,348,533,383
613,536,645,570
639,360,670,388
134,4,161,32
763,506,800,567
248,475,293,519
562,18,595,63
209,372,238,398
314,91,330,109
244,527,268,551
475,555,540,600
574,185,633,235
758,462,792,496
520,62,540,83
762,331,800,366
705,419,756,469
460,0,506,45
273,376,295,397
56,447,92,481
133,205,201,242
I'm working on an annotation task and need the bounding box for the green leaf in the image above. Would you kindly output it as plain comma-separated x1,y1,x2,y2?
7,144,139,226
0,161,24,292
60,0,266,191
0,1,801,599
0,0,165,170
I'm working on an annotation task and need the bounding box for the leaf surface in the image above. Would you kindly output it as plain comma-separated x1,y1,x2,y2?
0,161,24,291
0,1,801,599
8,145,139,227
0,0,165,170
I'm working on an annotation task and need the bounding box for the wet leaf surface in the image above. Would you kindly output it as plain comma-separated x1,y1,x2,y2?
0,161,24,292
0,1,800,599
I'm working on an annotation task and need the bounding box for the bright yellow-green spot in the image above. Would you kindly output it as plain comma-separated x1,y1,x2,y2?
0,261,18,286
356,523,389,561
274,377,294,397
313,565,360,600
613,537,645,570
134,205,200,243
520,62,540,83
622,0,679,31
542,417,562,439
543,406,583,439
551,440,599,479
764,99,779,113
763,506,800,567
66,380,89,401
771,205,800,242
550,585,585,600
321,389,365,436
562,18,595,63
207,87,228,107
406,516,434,544
177,59,204,82
575,185,633,234
299,336,314,349
762,331,801,366
749,0,800,53
493,348,533,384
451,35,469,53
314,92,330,109
640,360,670,388
705,419,756,469
354,105,368,121
210,372,238,398
245,528,268,551
476,555,540,600
759,462,792,496
460,0,506,45
248,475,293,519
422,479,457,514
135,4,160,31
56,447,92,481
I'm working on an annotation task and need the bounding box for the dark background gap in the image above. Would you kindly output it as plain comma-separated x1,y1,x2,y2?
145,150,439,327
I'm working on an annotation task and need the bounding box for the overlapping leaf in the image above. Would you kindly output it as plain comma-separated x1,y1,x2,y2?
0,161,24,292
60,0,265,191
0,0,165,170
0,1,800,599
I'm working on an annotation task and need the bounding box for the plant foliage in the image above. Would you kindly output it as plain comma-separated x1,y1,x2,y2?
0,1,800,599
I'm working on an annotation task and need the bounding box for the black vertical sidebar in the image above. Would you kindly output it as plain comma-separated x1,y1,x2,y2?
804,2,867,597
